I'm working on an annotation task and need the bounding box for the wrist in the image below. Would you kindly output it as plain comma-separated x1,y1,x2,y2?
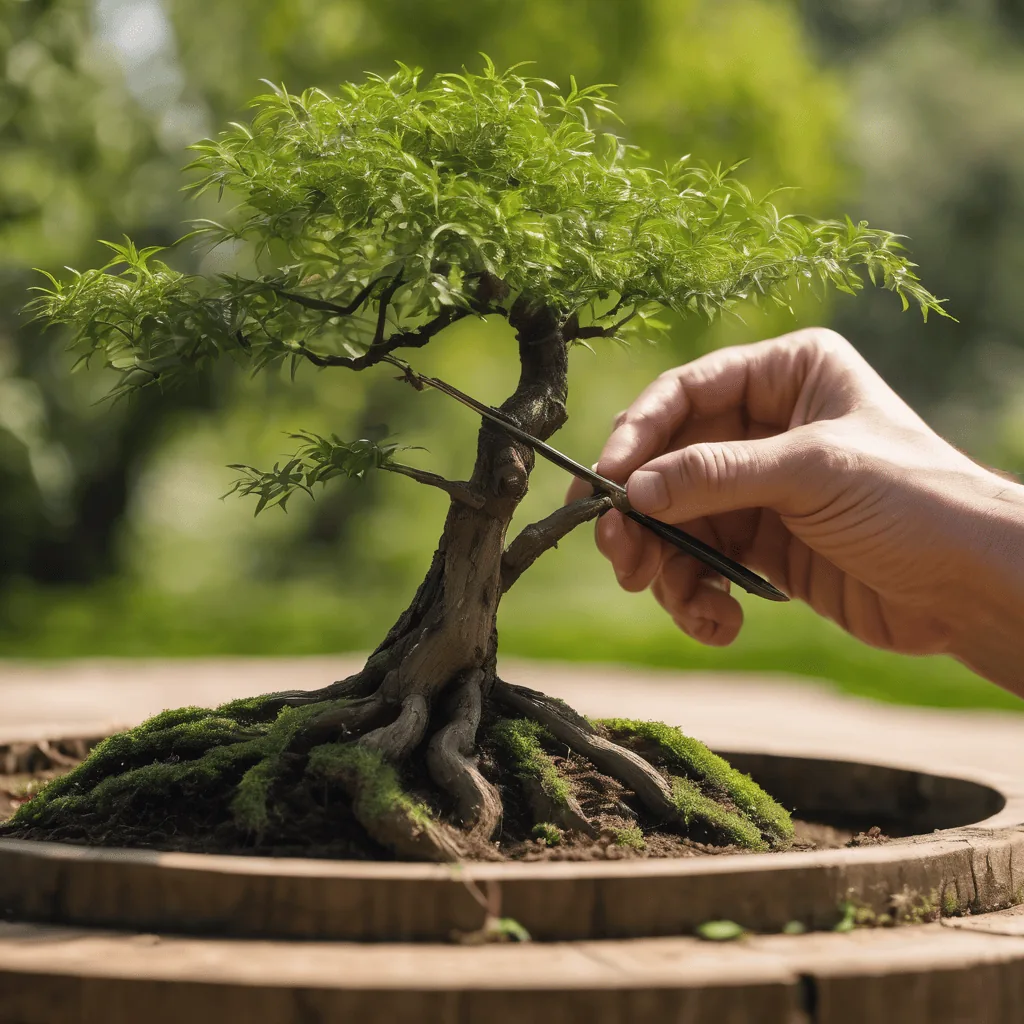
943,473,1024,692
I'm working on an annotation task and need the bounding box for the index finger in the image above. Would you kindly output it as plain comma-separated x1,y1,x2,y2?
595,331,821,481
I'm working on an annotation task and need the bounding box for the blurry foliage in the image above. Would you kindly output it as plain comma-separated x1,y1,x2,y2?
0,0,208,584
800,0,1024,468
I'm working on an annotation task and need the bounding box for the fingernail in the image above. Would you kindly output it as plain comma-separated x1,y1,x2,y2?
628,471,669,513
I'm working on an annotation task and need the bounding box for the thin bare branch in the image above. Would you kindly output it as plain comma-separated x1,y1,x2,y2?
269,276,385,317
384,463,485,509
500,494,612,592
287,306,473,371
372,272,405,346
573,309,638,340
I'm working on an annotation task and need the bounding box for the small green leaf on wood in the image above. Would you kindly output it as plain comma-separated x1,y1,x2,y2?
834,901,857,933
696,920,746,942
493,917,532,943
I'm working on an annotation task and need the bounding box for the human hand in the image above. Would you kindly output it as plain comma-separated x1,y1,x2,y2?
569,328,1024,686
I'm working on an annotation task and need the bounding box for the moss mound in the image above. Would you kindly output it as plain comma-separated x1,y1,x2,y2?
2,701,793,860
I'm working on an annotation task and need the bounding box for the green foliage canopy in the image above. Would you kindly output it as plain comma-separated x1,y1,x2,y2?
32,61,945,417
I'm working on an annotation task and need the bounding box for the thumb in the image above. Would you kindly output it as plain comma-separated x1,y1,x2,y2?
626,432,823,522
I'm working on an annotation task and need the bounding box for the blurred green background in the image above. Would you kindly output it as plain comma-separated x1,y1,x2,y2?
2,0,1023,712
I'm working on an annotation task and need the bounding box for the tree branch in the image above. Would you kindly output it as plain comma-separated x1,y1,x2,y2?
573,309,638,340
372,272,405,346
269,277,386,317
284,306,473,371
383,463,485,509
500,493,612,593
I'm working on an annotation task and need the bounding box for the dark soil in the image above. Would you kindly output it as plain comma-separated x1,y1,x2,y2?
0,733,888,860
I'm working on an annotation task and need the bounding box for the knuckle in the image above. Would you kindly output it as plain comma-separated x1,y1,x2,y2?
791,326,854,367
628,401,665,431
678,442,731,492
801,426,860,478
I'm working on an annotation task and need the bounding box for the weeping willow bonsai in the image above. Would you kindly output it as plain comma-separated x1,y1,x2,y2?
5,61,944,860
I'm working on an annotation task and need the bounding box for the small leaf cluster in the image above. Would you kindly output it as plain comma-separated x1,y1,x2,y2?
27,58,948,405
226,433,410,515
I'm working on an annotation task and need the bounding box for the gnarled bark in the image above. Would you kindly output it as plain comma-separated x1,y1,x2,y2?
426,671,502,838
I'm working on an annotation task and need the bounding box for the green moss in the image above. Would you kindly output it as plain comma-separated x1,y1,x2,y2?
11,735,268,828
598,718,793,844
942,886,961,917
670,776,767,852
489,718,570,805
229,700,347,832
612,824,646,850
9,696,349,835
216,694,285,722
305,741,432,828
532,822,562,847
231,755,285,833
12,708,264,814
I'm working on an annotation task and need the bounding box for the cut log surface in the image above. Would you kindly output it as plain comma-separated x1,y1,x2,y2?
3,919,1024,1024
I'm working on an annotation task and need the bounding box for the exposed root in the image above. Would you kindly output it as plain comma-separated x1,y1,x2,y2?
306,742,465,861
256,669,379,711
292,696,391,753
4,657,791,861
598,718,794,845
360,693,430,762
426,672,502,839
495,681,678,818
489,716,596,837
494,680,788,851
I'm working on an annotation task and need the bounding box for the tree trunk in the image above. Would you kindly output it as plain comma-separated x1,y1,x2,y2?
361,299,568,760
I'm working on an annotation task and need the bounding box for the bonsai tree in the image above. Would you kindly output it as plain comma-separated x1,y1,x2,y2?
5,62,943,860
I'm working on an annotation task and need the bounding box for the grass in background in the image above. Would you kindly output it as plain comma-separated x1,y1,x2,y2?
2,566,1019,714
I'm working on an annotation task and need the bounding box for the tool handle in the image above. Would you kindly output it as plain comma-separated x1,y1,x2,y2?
624,510,789,602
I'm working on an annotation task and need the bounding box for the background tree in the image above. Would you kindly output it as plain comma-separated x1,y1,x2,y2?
801,0,1024,464
0,0,212,588
6,65,940,859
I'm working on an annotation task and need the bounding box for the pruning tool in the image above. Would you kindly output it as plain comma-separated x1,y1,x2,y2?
388,357,788,602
